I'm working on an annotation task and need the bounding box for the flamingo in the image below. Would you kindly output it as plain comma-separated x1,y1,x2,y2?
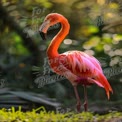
39,13,113,112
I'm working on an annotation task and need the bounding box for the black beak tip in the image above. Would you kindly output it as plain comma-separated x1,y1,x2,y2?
39,31,47,40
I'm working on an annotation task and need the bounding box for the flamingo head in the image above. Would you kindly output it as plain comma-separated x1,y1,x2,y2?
39,13,64,40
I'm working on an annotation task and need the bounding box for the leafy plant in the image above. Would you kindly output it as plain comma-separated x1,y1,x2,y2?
0,107,122,122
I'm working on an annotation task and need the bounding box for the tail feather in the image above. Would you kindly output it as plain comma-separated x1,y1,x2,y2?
96,71,113,99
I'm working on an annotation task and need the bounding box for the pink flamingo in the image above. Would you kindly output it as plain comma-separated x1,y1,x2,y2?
39,13,113,112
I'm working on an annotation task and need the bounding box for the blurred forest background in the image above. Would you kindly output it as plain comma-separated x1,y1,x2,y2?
0,0,122,112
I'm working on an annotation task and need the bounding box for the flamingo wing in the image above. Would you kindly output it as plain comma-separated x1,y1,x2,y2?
59,51,102,76
56,51,113,99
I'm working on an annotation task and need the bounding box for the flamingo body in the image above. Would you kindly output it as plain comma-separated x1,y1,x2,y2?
39,13,113,112
48,50,112,98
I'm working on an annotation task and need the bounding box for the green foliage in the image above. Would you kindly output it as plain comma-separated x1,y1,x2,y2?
0,0,122,112
0,107,122,122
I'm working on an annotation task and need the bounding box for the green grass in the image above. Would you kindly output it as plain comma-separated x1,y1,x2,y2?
0,106,122,122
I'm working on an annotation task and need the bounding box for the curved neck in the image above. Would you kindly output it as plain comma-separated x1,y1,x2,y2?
47,17,70,58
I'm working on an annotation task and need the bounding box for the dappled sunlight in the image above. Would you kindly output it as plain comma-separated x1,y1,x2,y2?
83,36,100,50
103,44,111,51
108,51,115,57
112,34,122,44
63,39,72,45
110,57,120,66
97,0,105,6
84,50,95,56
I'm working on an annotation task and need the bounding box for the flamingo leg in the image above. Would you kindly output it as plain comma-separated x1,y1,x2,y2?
73,85,81,112
83,85,88,111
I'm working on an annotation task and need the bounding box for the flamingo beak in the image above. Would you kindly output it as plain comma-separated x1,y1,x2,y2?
39,20,50,40
39,32,46,40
